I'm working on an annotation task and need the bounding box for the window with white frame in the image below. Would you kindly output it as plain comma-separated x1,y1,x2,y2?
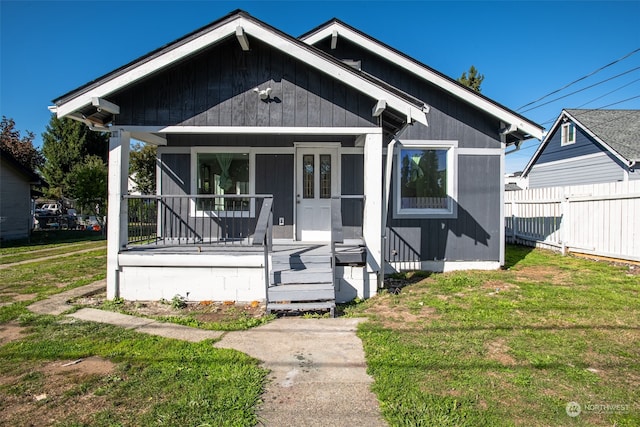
561,122,576,146
195,151,251,215
395,141,457,218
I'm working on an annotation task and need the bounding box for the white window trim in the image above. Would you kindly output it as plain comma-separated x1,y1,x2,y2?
394,140,458,219
190,147,255,218
561,122,576,146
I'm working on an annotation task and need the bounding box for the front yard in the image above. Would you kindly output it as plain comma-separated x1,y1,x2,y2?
346,246,640,426
0,237,638,426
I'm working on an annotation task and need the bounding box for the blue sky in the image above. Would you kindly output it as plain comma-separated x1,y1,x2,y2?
1,0,639,173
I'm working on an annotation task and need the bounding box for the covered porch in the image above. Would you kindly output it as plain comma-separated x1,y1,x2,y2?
106,128,387,310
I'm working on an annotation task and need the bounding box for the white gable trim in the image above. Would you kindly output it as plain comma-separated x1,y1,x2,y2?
56,16,428,127
302,22,543,140
563,111,633,167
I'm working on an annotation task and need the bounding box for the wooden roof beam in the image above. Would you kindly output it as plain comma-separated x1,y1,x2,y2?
236,26,250,51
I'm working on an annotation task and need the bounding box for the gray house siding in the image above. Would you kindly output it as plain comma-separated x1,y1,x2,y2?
386,154,500,263
535,122,606,164
311,37,505,264
255,154,294,239
528,152,626,188
0,159,32,240
528,122,629,187
111,37,377,129
314,37,502,149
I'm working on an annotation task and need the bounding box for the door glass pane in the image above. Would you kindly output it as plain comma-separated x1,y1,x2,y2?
303,154,314,199
320,154,331,199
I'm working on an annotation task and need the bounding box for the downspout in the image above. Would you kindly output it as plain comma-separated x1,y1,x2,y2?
382,123,410,275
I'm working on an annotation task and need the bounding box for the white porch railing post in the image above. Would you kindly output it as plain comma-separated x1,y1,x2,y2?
106,130,130,299
363,132,383,295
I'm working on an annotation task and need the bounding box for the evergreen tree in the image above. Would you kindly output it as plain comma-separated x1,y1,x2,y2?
458,65,484,93
41,115,108,197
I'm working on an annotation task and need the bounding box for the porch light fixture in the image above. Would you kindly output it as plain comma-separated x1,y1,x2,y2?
254,87,272,101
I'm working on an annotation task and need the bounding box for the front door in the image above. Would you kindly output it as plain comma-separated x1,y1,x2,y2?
296,146,339,241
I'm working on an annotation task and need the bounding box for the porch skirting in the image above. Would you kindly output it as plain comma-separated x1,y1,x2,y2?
115,253,377,303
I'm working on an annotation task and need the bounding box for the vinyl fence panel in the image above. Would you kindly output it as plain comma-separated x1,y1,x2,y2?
505,181,640,262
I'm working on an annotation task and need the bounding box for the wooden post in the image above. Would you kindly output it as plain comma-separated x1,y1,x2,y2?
106,130,130,299
363,132,383,294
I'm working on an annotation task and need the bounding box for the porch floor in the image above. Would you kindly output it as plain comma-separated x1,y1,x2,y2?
122,239,367,265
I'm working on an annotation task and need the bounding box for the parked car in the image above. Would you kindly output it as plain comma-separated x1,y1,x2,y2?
40,203,63,215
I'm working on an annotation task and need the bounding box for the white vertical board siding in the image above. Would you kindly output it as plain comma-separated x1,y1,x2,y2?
505,181,640,262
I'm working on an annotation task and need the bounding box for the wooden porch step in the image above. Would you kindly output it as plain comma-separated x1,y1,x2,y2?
271,268,333,285
268,282,334,302
271,255,332,268
266,302,335,317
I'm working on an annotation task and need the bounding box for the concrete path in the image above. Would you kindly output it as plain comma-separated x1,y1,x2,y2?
27,282,387,426
27,280,223,342
215,318,387,426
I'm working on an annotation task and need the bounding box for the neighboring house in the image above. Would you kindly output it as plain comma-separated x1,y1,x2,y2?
0,149,41,240
504,171,526,191
523,109,640,188
48,10,543,311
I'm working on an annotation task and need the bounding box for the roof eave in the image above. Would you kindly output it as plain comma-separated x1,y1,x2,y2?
301,20,544,140
52,11,427,128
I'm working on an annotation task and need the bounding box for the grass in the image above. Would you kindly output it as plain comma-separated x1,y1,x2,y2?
0,314,266,426
346,245,640,426
0,232,267,426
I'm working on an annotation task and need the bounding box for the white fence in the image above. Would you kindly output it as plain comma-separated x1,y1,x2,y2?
505,181,640,262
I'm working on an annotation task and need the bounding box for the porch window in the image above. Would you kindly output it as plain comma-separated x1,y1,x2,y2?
196,152,250,212
395,141,457,218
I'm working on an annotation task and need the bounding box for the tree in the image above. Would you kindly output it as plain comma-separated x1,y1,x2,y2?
65,155,108,216
458,65,484,93
41,114,108,197
0,116,44,172
129,142,157,194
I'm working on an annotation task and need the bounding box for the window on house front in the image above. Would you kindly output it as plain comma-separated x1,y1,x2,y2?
395,141,457,218
196,152,250,213
561,123,576,146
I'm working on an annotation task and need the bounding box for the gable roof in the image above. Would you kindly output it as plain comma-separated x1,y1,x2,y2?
51,10,428,128
522,109,640,175
0,149,41,184
300,19,544,141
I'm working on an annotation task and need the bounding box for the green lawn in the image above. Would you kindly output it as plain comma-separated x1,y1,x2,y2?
346,246,639,426
2,237,637,426
0,237,267,426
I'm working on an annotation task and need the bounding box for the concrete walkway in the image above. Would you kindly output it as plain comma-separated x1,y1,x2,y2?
27,282,387,426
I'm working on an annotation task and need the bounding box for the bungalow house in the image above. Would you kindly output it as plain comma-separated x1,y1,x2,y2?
49,10,543,314
522,109,640,188
0,149,41,240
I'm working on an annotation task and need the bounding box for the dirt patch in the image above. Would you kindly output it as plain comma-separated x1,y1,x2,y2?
364,294,439,329
0,356,118,426
73,292,266,324
0,322,29,346
485,338,517,366
514,265,572,285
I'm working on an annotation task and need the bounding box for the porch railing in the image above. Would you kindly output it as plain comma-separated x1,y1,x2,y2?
124,194,273,247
